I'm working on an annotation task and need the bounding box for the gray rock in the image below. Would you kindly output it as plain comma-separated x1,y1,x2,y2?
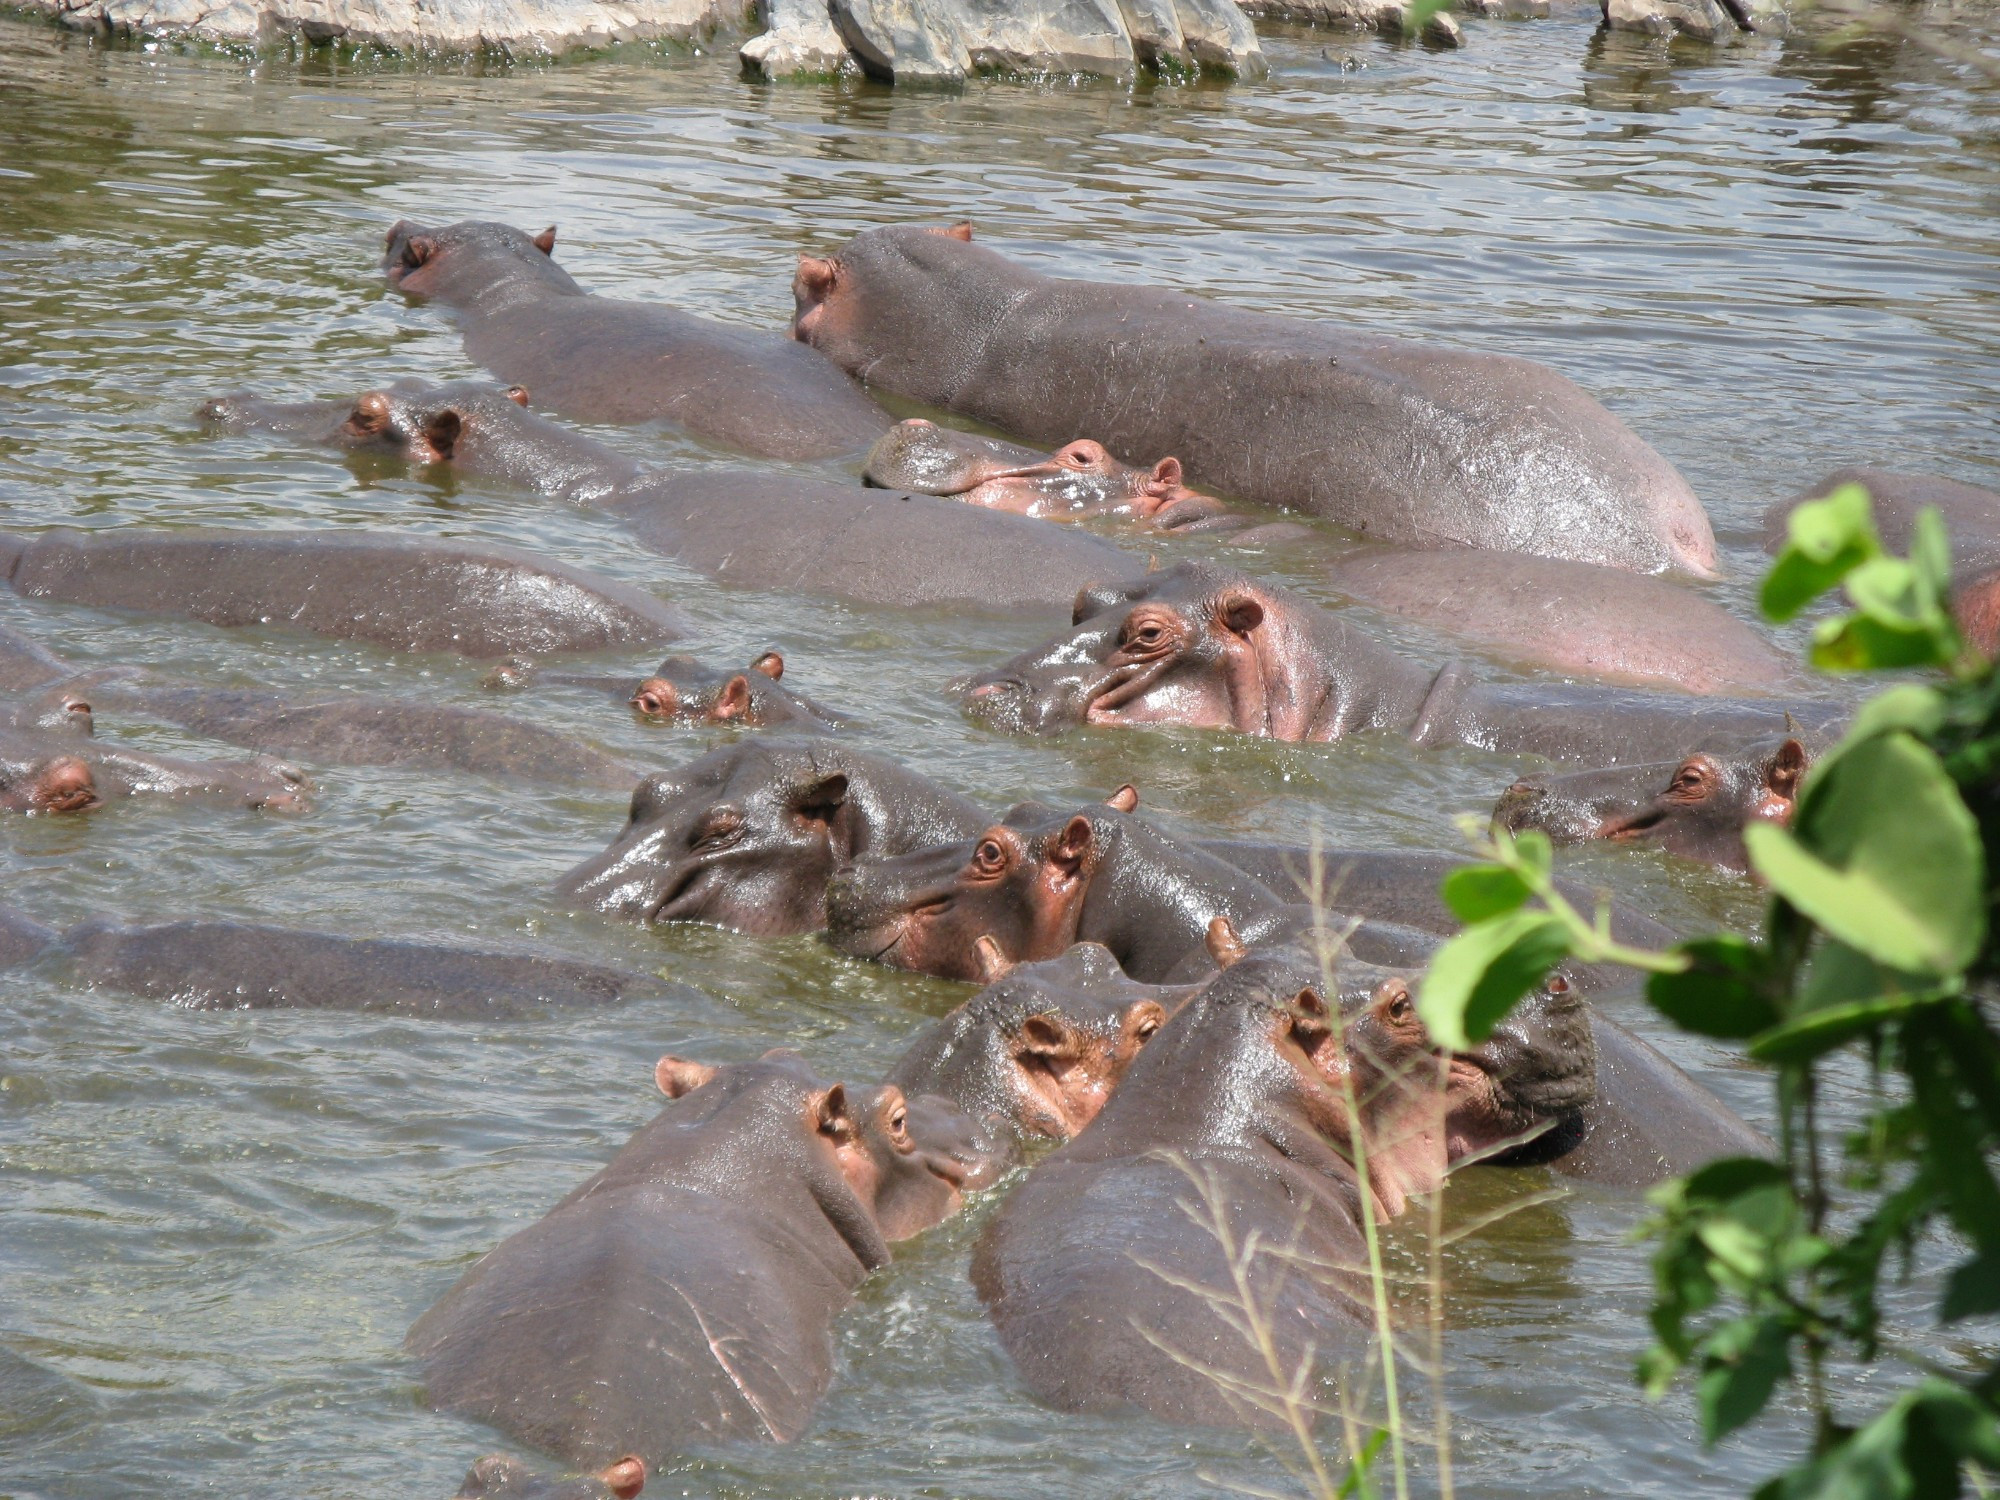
1241,0,1397,26
956,0,1135,75
1457,0,1548,15
34,0,737,52
829,0,972,79
741,0,852,73
1171,0,1264,73
1601,0,1733,38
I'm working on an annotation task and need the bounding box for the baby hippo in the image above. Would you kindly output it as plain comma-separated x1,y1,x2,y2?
863,419,1225,528
1493,736,1809,874
451,1455,644,1499
407,1050,994,1466
628,652,844,731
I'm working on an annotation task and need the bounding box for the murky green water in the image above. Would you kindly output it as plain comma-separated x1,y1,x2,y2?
0,9,1995,1496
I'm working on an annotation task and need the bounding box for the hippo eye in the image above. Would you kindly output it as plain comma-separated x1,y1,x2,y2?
1135,1014,1161,1040
973,838,1007,873
691,812,743,850
888,1106,909,1141
1387,990,1413,1022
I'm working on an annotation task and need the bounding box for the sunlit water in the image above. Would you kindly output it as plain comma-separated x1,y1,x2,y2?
0,9,1995,1496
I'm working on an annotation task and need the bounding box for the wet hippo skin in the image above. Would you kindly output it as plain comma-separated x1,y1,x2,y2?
207,380,1137,616
1324,548,1796,694
450,1455,645,1500
93,681,639,790
792,224,1717,576
407,1051,981,1464
0,620,73,692
58,919,683,1017
0,528,687,660
382,219,891,462
0,725,307,814
961,562,1846,765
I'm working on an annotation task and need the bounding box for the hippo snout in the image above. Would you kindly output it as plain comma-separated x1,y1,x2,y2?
1492,779,1546,830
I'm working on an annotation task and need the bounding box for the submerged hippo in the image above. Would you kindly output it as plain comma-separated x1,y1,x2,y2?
555,737,988,934
970,937,1589,1426
89,681,637,789
0,726,305,814
208,379,1136,615
1493,737,1810,874
960,562,1846,765
1763,467,2000,656
0,620,72,692
451,1456,644,1500
0,528,686,660
407,1050,988,1463
381,219,892,461
626,652,845,731
862,419,1227,529
792,224,1716,576
1325,548,1796,693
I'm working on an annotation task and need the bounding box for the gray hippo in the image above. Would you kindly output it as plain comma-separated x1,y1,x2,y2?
0,725,305,814
450,1455,644,1500
203,381,1137,616
791,224,1716,576
1763,467,2000,657
1325,547,1796,693
382,220,892,461
555,737,988,934
959,562,1847,764
483,651,847,733
406,1050,993,1463
0,527,686,660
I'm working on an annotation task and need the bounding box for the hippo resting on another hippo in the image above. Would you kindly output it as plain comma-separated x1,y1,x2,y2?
1325,548,1797,694
407,1051,994,1464
0,527,686,660
0,906,687,1018
970,937,1593,1426
792,224,1716,576
960,562,1846,764
1763,467,2000,657
555,738,988,934
381,220,892,462
1494,736,1811,874
204,380,1136,615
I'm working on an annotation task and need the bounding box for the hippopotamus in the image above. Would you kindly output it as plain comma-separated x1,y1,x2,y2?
960,562,1846,765
826,798,1658,989
1325,548,1797,693
791,224,1716,576
887,942,1191,1175
1492,736,1811,874
0,726,306,814
555,737,988,934
451,1456,644,1500
407,1050,989,1463
969,936,1592,1426
625,652,845,731
207,379,1137,615
88,681,637,789
862,419,1227,529
1763,467,2000,656
0,620,72,692
0,528,686,660
381,219,891,461
52,918,682,1016
0,903,60,968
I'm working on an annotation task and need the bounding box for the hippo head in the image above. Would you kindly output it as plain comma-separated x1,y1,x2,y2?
629,652,790,726
792,221,975,354
0,751,99,814
862,420,1215,524
889,942,1177,1147
382,218,580,301
1,681,95,738
556,741,860,933
957,563,1314,737
1494,737,1809,873
654,1049,986,1240
199,379,532,467
825,802,1102,979
453,1455,645,1500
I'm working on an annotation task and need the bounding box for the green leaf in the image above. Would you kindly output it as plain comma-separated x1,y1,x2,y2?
1648,935,1780,1039
1697,1315,1793,1444
1761,482,1880,623
1441,863,1533,923
1749,991,1943,1065
1681,1157,1791,1204
1810,610,1958,674
1748,734,1985,976
1941,1249,2000,1322
1417,908,1571,1051
1761,1381,2000,1500
1845,683,1948,744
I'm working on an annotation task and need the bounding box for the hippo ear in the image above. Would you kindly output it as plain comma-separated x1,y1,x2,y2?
655,1056,719,1098
974,934,1013,982
1105,783,1139,813
751,650,785,680
931,221,974,242
816,1083,858,1142
1205,915,1247,968
532,225,557,255
1047,815,1095,876
1017,1013,1077,1059
504,385,530,406
796,254,839,297
711,675,754,722
1147,457,1183,493
423,410,461,462
599,1456,646,1498
1215,590,1265,637
1766,738,1809,801
404,234,437,268
795,772,849,823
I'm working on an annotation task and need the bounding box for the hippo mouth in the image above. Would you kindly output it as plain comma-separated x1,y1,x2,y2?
1083,662,1172,723
1593,805,1668,843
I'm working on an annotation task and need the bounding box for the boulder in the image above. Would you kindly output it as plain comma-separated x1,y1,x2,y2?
40,0,738,52
741,0,852,73
1601,0,1735,39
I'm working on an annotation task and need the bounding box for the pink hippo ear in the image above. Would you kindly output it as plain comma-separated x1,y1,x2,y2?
404,234,438,268
795,254,839,298
1205,915,1246,969
973,933,1012,982
1047,816,1096,880
1017,1012,1078,1061
504,385,530,406
710,675,754,722
1765,738,1809,802
816,1083,858,1143
1104,783,1139,813
655,1056,718,1098
599,1456,646,1499
1147,457,1184,494
1216,590,1266,637
751,650,785,680
933,221,973,242
531,225,557,255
